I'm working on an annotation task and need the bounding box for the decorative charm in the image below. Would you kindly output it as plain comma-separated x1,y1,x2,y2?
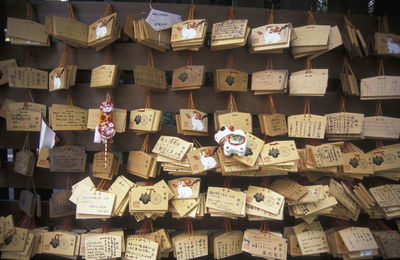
214,125,247,157
96,101,116,143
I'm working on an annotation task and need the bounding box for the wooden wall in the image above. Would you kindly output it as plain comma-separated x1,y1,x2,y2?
1,1,400,259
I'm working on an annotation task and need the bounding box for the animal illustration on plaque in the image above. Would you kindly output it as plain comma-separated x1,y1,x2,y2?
176,179,200,198
200,151,217,170
52,68,64,90
94,16,114,39
257,24,289,44
180,20,205,39
178,181,193,198
188,111,207,131
386,37,400,54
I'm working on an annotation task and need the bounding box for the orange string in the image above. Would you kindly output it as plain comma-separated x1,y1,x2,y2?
306,11,316,25
187,91,195,109
267,8,274,24
103,3,113,17
227,6,235,20
266,95,276,114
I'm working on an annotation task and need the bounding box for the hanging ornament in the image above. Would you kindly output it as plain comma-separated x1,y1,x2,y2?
96,101,116,143
214,125,247,157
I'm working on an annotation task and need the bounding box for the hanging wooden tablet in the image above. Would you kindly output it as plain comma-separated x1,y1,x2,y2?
129,184,169,214
171,4,207,51
291,11,331,56
42,232,78,256
325,97,364,140
177,92,208,136
1,227,29,252
249,9,293,53
289,57,328,96
90,64,118,88
129,92,162,134
242,228,287,259
215,55,248,92
49,105,88,131
363,102,400,139
129,108,162,133
8,67,48,89
360,60,400,100
342,16,368,59
14,134,36,177
259,95,287,137
133,49,167,91
172,220,208,260
172,54,204,91
88,4,120,50
126,230,159,260
49,190,75,218
6,108,41,132
251,56,288,95
49,46,77,92
287,98,326,139
172,66,204,91
49,145,87,173
127,134,159,179
338,227,378,253
45,3,88,47
340,57,359,96
373,229,400,259
374,15,400,58
210,6,250,51
153,135,192,161
293,221,330,255
92,152,120,180
369,146,400,173
85,233,122,259
132,16,171,52
187,144,219,174
7,3,50,47
0,59,18,85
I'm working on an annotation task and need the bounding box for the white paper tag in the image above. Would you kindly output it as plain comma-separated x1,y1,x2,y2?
94,126,101,144
361,250,373,256
145,9,182,31
39,119,55,151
